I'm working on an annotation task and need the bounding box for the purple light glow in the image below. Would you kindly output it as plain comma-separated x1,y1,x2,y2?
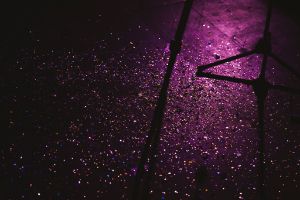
1,0,300,199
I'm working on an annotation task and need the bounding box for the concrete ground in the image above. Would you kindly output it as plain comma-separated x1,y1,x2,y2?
1,0,300,199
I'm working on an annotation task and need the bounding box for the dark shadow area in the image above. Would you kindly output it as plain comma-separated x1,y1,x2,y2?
193,166,208,200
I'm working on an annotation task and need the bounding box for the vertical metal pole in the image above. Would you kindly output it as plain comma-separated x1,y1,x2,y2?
131,1,194,199
256,1,273,199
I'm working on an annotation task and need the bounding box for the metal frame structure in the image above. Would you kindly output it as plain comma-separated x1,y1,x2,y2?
132,0,300,199
195,0,300,199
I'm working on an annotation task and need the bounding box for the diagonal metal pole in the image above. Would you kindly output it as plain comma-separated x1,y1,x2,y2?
197,50,256,72
131,1,194,199
197,72,254,85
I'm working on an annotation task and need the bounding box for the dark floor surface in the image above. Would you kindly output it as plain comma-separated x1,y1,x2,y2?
1,0,300,199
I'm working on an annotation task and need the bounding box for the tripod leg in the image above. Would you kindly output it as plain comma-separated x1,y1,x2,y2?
257,95,266,200
253,75,268,200
197,72,253,85
255,27,270,199
132,1,194,199
263,0,273,39
270,53,300,79
132,45,178,200
196,50,256,73
131,106,164,200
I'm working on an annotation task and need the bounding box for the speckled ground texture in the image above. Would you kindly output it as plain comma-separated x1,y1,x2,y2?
1,0,300,199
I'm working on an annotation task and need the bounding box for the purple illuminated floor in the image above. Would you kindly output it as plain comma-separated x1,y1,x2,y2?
1,0,300,199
